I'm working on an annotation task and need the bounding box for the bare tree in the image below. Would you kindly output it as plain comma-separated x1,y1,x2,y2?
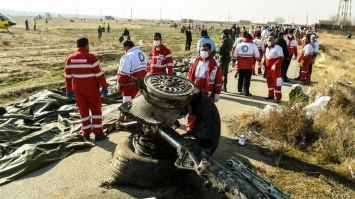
275,16,286,24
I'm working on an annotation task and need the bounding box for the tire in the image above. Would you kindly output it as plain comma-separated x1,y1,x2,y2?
110,131,185,188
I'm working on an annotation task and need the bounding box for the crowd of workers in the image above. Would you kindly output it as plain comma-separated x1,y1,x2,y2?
63,22,320,141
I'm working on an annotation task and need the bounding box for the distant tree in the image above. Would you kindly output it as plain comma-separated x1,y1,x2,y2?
275,16,286,24
45,12,51,18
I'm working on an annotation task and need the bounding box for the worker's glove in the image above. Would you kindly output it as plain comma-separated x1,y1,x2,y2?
271,65,276,71
298,60,304,67
66,91,74,100
213,94,220,102
101,88,108,97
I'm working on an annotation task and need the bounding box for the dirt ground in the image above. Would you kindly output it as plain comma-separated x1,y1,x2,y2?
1,17,354,199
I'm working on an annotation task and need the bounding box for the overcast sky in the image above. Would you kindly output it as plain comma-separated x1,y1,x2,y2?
1,0,352,24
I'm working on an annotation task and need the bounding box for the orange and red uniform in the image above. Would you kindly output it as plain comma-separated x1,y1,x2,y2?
187,55,222,132
148,45,173,74
65,47,107,136
264,44,284,100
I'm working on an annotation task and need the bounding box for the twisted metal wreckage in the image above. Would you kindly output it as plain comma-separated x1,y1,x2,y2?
0,73,290,198
106,74,290,199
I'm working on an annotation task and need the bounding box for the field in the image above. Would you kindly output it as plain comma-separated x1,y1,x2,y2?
0,16,354,198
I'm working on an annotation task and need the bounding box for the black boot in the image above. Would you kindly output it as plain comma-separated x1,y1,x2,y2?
222,83,227,92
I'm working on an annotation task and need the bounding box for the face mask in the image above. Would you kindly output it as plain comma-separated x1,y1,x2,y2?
200,51,209,59
153,40,161,46
267,41,272,46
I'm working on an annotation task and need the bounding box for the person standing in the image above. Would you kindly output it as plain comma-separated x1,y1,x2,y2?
148,32,173,74
233,33,260,96
98,25,103,39
298,36,314,84
117,40,147,103
347,31,352,40
309,34,319,81
25,19,29,31
264,36,284,102
218,29,234,92
253,32,265,75
107,23,110,33
185,27,192,51
101,22,106,32
64,37,108,141
185,42,223,136
33,18,37,30
283,29,298,82
197,30,216,56
275,32,290,82
230,23,237,41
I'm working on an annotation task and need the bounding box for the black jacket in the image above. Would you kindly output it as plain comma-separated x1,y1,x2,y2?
186,30,192,42
275,37,290,59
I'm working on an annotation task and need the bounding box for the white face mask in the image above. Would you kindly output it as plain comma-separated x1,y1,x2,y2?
200,51,209,59
153,40,161,46
267,41,272,46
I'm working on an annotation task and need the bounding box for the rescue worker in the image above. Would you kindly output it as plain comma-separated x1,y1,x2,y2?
233,33,260,96
298,36,314,84
184,42,223,137
117,40,147,106
101,22,106,32
264,36,284,102
219,29,234,92
232,31,248,78
185,27,192,51
253,32,265,75
197,30,216,56
283,29,298,82
248,25,255,39
148,32,174,74
65,37,108,141
309,34,319,81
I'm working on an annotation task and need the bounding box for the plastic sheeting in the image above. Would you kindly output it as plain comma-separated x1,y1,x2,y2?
0,87,121,185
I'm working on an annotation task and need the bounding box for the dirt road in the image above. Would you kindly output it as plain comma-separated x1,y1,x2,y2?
0,66,299,199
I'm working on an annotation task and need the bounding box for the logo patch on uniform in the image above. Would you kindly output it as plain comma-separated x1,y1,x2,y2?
138,52,145,62
241,45,249,52
71,59,87,63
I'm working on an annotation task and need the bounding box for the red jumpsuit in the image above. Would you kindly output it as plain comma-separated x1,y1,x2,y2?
284,35,298,58
253,36,265,74
148,45,173,74
186,55,223,133
117,46,148,101
264,44,284,100
65,48,108,136
298,43,314,82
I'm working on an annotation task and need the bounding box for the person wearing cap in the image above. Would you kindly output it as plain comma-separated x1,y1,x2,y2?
253,32,265,75
117,40,148,103
185,27,192,51
197,30,216,56
298,36,314,84
219,29,234,92
64,37,108,141
233,33,260,96
185,42,223,136
264,36,284,102
148,32,174,74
